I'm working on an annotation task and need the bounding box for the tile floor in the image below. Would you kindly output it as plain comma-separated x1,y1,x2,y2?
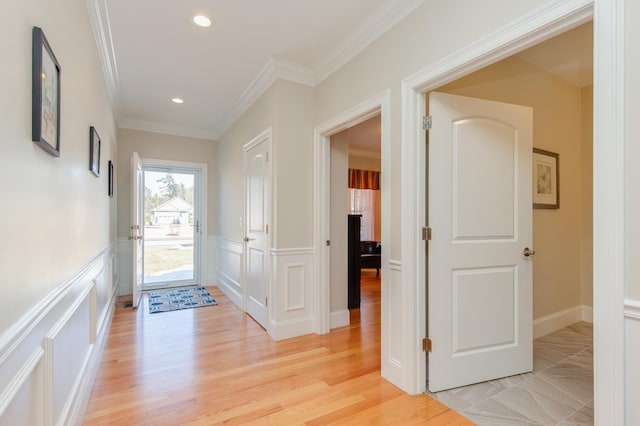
429,322,593,425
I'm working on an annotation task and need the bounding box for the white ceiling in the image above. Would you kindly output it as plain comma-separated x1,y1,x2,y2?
95,0,425,140
95,2,592,143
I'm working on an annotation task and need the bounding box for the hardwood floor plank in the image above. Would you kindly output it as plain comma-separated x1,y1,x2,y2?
84,279,471,425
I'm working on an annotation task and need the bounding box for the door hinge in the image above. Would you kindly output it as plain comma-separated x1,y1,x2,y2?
422,226,432,241
266,151,269,162
422,115,432,130
266,224,268,234
423,337,432,352
326,240,331,246
265,297,268,307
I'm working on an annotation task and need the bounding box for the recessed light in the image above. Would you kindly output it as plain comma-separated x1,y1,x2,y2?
171,98,184,104
193,15,212,27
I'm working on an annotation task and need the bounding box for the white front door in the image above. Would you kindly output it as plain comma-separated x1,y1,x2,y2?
243,131,271,329
131,152,143,308
428,92,533,392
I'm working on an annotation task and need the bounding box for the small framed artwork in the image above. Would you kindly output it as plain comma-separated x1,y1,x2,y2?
532,148,559,209
89,126,101,176
32,26,61,157
108,160,114,197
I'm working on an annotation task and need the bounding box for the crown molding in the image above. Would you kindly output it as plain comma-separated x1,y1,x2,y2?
119,120,216,141
212,57,315,139
85,0,122,121
313,0,426,84
93,0,425,141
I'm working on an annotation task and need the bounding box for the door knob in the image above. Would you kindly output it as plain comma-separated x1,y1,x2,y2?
523,247,536,257
244,237,256,242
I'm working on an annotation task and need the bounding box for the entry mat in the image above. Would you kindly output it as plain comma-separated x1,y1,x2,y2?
148,286,217,314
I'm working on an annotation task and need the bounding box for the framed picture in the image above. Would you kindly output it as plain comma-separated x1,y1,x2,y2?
108,160,114,197
32,27,61,157
89,126,101,176
532,148,559,209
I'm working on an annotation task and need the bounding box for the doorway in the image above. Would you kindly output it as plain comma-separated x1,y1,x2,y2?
425,22,593,394
140,160,205,290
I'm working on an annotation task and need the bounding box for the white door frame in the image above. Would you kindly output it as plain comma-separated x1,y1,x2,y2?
313,90,392,366
401,0,625,422
140,157,208,288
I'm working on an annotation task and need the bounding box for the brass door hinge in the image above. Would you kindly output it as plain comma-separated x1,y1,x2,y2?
422,338,432,352
422,227,432,241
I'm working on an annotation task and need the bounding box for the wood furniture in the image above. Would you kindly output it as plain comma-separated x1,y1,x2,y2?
360,240,381,276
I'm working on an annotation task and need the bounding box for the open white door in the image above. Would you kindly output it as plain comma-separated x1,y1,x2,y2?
131,152,143,308
428,92,533,392
243,131,271,329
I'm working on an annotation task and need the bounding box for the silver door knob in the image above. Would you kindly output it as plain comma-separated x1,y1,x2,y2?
523,247,536,257
243,237,256,242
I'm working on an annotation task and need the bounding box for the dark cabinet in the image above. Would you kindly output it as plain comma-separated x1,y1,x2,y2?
348,214,361,309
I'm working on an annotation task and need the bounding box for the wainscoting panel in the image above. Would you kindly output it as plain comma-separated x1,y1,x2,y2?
0,245,117,426
270,248,315,340
285,263,306,312
626,298,640,426
214,237,244,308
117,237,132,296
386,260,403,368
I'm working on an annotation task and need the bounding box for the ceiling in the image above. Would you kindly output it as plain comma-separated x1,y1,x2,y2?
95,2,592,143
94,0,425,140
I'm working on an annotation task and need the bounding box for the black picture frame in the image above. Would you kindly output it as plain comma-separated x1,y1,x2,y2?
108,160,114,197
532,148,560,209
32,27,61,157
89,126,101,176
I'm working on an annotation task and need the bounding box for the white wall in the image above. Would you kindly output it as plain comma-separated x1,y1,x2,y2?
0,0,118,422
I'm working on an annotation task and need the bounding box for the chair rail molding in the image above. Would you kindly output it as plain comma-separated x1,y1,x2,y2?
0,244,117,425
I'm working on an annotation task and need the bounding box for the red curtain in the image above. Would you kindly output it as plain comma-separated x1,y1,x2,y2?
348,168,380,190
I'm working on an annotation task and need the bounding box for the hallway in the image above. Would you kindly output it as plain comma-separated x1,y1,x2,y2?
83,274,470,424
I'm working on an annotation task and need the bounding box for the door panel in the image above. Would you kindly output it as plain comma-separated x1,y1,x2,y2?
244,135,270,329
428,92,533,392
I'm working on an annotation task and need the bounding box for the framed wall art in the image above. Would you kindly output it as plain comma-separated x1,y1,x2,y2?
32,26,61,157
108,160,114,197
532,148,559,209
89,126,101,176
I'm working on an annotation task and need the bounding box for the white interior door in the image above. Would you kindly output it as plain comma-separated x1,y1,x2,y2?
428,92,533,392
131,152,143,308
243,133,270,329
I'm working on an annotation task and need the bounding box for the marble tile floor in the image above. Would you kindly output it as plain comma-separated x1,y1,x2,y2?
428,322,593,425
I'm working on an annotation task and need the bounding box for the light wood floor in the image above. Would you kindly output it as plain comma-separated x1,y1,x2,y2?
84,273,471,425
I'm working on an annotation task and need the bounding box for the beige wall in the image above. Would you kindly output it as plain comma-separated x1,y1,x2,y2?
330,131,349,311
349,155,381,171
216,79,315,249
438,56,592,319
116,128,216,239
0,0,117,333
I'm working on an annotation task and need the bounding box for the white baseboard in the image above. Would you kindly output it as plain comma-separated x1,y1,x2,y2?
216,280,242,308
269,316,315,341
533,305,593,339
330,309,350,329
